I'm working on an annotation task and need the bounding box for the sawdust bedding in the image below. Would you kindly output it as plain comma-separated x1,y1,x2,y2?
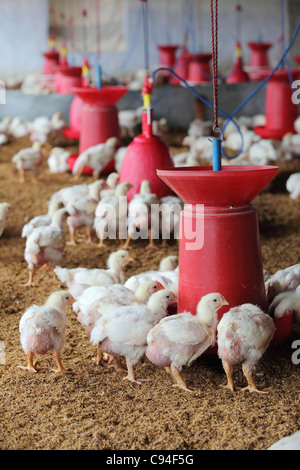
0,132,299,451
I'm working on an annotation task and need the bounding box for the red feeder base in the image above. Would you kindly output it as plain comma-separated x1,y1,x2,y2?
157,165,291,353
171,46,189,85
226,57,249,84
157,45,179,78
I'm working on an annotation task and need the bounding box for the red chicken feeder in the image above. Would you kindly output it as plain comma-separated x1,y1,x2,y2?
157,45,179,78
56,66,82,95
67,154,94,175
119,112,175,201
171,46,190,85
42,51,60,76
254,69,299,139
187,53,212,84
68,86,128,175
63,95,84,140
156,165,291,354
247,42,272,81
226,57,249,84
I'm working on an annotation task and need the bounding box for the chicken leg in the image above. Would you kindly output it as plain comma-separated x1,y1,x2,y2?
170,363,194,393
17,351,39,373
51,350,73,375
24,267,35,287
220,360,236,392
240,364,270,394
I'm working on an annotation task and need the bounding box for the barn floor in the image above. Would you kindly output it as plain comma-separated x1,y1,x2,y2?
0,132,299,451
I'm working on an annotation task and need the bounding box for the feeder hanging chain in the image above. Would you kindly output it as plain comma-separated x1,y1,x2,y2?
210,0,221,136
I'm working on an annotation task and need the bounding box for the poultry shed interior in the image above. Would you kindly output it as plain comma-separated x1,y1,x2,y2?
0,0,300,452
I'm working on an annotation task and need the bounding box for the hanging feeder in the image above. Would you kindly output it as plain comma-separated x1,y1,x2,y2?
42,37,60,76
171,45,190,85
254,69,299,139
247,41,273,81
119,77,174,201
157,45,180,80
187,53,212,84
226,41,249,83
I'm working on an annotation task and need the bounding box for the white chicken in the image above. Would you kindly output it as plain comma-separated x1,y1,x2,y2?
118,108,142,138
47,147,71,174
225,129,260,153
268,286,300,321
268,431,300,450
146,293,228,392
90,289,176,384
99,172,120,199
265,263,300,302
0,117,12,134
8,116,31,138
24,208,69,287
12,142,45,183
0,133,8,146
124,255,179,296
114,147,127,174
281,133,300,161
286,173,300,200
94,181,133,247
54,249,133,300
49,181,101,207
123,180,160,250
294,116,300,134
0,203,13,237
29,113,65,144
18,290,74,374
65,180,107,245
248,139,278,165
22,200,64,239
74,280,164,366
217,304,275,393
184,119,214,142
72,137,119,178
152,118,169,139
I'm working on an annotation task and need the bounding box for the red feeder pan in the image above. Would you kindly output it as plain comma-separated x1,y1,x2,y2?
254,69,299,140
171,46,190,85
157,45,179,77
68,86,128,175
187,53,212,84
157,165,288,353
42,51,60,76
247,42,272,81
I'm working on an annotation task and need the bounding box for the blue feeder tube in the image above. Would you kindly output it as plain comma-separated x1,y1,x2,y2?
97,64,102,88
212,137,222,171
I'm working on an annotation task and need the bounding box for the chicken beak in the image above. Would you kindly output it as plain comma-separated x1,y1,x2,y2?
221,297,229,306
68,295,76,305
125,256,134,265
155,281,165,291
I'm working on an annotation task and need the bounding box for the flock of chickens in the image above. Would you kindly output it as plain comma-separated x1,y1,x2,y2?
0,110,300,399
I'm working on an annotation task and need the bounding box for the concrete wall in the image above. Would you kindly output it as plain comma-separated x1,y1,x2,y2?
0,0,49,80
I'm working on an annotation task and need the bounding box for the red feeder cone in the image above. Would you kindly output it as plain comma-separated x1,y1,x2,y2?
68,85,128,175
157,45,179,78
157,165,290,352
226,41,249,84
171,45,190,85
247,41,273,81
187,53,212,84
254,69,299,139
119,77,174,201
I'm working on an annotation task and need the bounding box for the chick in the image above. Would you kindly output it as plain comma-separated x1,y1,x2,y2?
24,208,69,287
72,137,118,179
54,250,133,299
0,203,13,237
217,304,275,393
18,291,74,374
47,147,71,174
90,289,176,384
265,263,300,302
12,142,46,183
21,200,64,239
268,287,300,321
146,293,228,392
74,280,164,367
